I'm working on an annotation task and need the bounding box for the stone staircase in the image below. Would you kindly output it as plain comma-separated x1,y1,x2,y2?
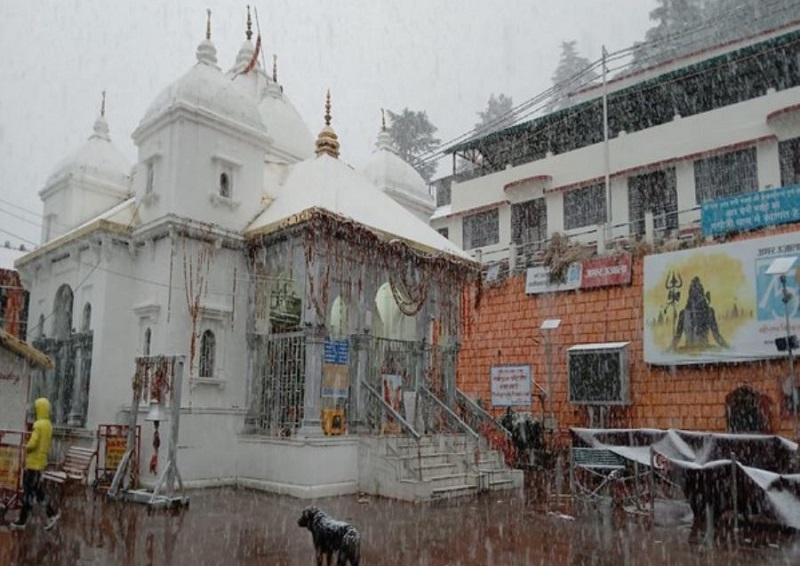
358,433,523,502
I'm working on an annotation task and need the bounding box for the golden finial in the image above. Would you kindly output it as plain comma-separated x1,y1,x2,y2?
272,54,278,82
381,108,386,131
205,9,212,40
315,90,340,158
100,90,106,117
246,6,253,41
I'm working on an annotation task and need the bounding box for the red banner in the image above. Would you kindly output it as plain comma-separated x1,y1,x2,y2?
580,254,632,289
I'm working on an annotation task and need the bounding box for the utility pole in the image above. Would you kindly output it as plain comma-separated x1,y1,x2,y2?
602,45,611,244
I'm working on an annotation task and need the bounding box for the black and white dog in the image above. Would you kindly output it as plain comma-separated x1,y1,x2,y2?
297,505,361,566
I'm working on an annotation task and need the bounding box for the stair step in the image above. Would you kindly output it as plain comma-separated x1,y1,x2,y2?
431,484,478,499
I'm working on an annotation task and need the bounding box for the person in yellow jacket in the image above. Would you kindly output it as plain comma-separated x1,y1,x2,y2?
10,397,60,530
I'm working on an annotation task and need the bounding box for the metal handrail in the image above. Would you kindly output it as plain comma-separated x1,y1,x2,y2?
362,380,423,481
421,387,484,480
456,389,512,442
421,386,479,441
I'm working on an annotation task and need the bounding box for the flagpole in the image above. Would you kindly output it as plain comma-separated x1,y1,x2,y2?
253,6,267,74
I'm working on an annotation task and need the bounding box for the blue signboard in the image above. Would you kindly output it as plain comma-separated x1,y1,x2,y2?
324,337,349,365
701,185,800,237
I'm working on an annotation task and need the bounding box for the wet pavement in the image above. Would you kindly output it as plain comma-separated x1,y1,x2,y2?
2,485,800,565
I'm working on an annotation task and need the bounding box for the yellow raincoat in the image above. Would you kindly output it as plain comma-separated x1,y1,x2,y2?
25,398,53,471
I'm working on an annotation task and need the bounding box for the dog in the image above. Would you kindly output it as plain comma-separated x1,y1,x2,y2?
297,505,361,566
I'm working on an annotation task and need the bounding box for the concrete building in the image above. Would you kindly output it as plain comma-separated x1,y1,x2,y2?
431,23,800,265
441,23,800,442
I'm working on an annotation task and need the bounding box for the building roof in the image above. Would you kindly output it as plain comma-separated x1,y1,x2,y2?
16,197,138,267
0,329,53,369
0,246,26,271
246,152,470,260
448,26,800,167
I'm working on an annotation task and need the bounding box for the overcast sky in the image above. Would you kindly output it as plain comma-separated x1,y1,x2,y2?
0,0,656,248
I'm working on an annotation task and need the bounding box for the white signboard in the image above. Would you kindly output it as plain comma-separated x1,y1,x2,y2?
643,232,800,365
491,365,532,407
525,264,581,294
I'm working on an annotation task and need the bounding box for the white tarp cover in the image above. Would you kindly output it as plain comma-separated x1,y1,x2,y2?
571,427,800,529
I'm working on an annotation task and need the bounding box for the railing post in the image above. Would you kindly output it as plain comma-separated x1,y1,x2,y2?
731,451,738,536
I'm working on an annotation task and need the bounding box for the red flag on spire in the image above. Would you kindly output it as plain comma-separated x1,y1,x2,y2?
243,34,261,74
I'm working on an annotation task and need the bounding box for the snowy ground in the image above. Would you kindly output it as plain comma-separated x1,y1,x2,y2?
2,486,800,565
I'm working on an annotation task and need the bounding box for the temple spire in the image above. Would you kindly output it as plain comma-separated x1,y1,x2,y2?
315,90,340,158
100,90,106,117
246,6,253,40
272,54,278,82
205,8,212,40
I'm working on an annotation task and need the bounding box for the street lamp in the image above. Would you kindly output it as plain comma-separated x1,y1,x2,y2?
540,318,561,437
766,256,799,441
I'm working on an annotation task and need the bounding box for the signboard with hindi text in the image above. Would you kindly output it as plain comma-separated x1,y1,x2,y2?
701,185,800,237
322,337,349,398
491,365,533,407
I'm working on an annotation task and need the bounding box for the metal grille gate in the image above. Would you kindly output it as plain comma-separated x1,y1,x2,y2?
253,332,306,436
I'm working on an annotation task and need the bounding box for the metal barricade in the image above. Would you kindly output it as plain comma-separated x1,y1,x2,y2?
95,424,140,493
0,429,28,520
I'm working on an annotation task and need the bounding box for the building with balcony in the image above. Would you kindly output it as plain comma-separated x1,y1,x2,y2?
431,22,800,267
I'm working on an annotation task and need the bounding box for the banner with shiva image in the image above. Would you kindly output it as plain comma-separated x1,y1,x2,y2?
643,232,800,365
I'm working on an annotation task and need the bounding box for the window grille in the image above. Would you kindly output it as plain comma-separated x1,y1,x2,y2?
694,147,757,203
462,208,499,249
564,183,606,230
628,168,678,236
199,330,215,377
779,137,800,186
511,198,547,249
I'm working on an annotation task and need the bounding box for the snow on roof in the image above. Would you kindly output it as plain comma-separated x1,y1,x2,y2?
246,154,470,260
16,197,138,267
0,246,26,271
139,40,265,139
568,342,630,351
361,128,433,208
43,115,131,191
430,204,452,221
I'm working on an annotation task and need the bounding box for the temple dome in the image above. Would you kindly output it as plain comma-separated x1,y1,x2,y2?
43,113,131,190
361,121,434,220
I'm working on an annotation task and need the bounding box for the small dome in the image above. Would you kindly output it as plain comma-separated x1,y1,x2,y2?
44,114,131,189
361,124,434,213
258,91,314,161
140,32,265,136
225,29,313,161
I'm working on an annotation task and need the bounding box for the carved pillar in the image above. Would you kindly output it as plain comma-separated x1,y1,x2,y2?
243,333,261,433
351,333,371,429
300,325,325,436
67,337,84,427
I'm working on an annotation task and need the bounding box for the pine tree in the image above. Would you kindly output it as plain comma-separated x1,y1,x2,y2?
544,41,598,115
631,0,705,68
386,108,441,182
474,93,516,136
